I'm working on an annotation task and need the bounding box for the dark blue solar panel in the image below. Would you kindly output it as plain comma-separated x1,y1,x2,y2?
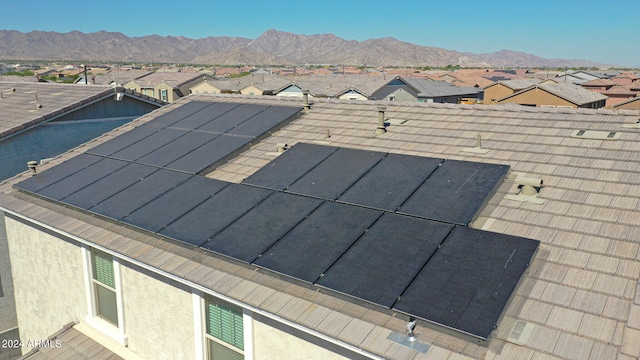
337,153,443,211
202,192,324,263
164,134,252,174
253,202,383,283
121,176,229,233
108,127,190,162
197,104,270,134
317,214,453,308
169,103,240,130
227,105,301,137
36,158,130,201
136,131,219,168
285,147,386,200
242,143,338,190
87,124,159,157
159,184,273,247
148,101,214,127
398,160,509,225
88,169,192,220
62,163,158,209
393,226,539,340
14,153,103,193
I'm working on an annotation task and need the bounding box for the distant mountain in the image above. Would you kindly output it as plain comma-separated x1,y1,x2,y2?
0,29,608,68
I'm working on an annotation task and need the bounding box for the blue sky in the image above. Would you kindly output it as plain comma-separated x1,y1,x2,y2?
4,0,639,67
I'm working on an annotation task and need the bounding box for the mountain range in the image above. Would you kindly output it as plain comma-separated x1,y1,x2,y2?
0,29,607,68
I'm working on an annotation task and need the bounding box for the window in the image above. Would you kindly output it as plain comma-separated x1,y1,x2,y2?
160,89,168,101
205,295,244,360
388,96,395,101
91,248,119,326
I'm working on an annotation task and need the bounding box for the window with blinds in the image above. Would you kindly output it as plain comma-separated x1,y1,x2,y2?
91,248,119,326
205,296,244,360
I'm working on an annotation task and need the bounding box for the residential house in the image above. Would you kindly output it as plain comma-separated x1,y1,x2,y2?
0,80,164,360
494,82,608,109
124,72,212,102
2,94,640,360
483,79,543,104
272,75,388,100
370,76,483,103
79,69,152,86
580,79,617,93
612,73,640,86
612,96,640,110
602,86,638,107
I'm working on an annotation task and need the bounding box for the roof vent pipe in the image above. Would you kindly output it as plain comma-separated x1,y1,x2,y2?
376,105,387,135
302,89,310,111
27,161,38,176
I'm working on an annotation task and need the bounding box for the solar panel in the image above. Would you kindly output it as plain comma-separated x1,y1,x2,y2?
121,176,229,233
226,105,301,137
242,143,338,190
14,153,103,193
159,184,273,247
202,192,324,263
393,226,539,340
88,169,192,220
197,104,270,134
135,131,218,168
317,214,453,308
36,157,130,201
168,103,240,130
398,160,509,225
253,202,383,283
62,163,158,209
164,134,252,174
87,124,160,157
108,127,190,162
147,101,214,127
337,153,443,211
285,147,386,200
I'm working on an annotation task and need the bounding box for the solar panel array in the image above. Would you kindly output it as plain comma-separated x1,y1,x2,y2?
14,102,538,341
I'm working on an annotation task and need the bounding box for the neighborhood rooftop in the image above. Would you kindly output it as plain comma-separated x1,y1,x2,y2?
2,93,640,359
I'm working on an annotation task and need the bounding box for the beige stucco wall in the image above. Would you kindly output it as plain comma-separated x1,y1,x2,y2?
4,216,87,353
387,88,417,102
120,262,195,360
338,92,367,101
0,213,17,333
484,84,517,104
497,88,576,108
192,82,221,94
240,85,263,95
252,318,348,360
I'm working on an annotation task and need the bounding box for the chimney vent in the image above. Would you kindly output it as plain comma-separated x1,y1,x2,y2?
27,161,38,175
376,105,387,135
302,89,310,111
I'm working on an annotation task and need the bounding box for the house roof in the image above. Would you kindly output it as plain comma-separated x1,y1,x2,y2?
129,71,205,88
402,77,482,98
485,79,541,91
2,95,640,359
497,83,608,106
581,79,616,87
282,74,389,98
0,81,162,140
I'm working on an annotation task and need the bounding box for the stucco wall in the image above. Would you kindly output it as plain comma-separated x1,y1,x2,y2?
484,84,516,104
252,317,349,360
0,213,18,333
120,262,195,360
497,89,576,108
4,216,87,353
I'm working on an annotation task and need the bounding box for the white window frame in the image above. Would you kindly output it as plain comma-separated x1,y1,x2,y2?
82,245,128,346
194,291,253,360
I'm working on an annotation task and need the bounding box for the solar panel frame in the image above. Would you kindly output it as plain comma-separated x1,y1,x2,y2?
121,176,230,233
158,184,273,247
61,163,159,210
392,226,539,340
14,153,103,193
285,147,386,200
226,106,301,137
201,192,324,263
242,143,338,191
87,169,192,221
337,153,443,211
397,160,509,225
317,213,454,308
163,134,252,174
253,202,383,283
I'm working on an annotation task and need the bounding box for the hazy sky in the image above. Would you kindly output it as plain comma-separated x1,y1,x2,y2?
4,0,639,67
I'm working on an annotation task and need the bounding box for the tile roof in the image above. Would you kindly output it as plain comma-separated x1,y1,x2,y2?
498,83,608,106
129,72,204,87
2,94,640,359
0,81,161,140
